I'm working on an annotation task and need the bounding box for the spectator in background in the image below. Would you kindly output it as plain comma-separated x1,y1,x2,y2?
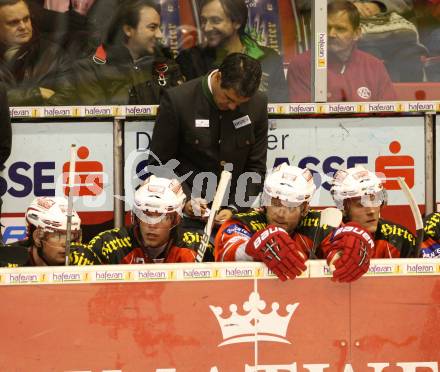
0,83,11,245
415,0,440,81
27,0,121,59
60,0,183,105
288,0,396,102
417,0,440,54
176,0,288,103
352,0,428,82
0,0,70,106
26,0,98,58
44,0,94,14
296,0,427,82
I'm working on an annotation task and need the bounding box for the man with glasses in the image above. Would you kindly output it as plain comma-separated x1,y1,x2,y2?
176,0,288,102
330,165,415,258
215,163,376,283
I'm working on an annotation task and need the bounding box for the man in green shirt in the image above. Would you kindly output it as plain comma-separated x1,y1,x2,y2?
176,0,288,102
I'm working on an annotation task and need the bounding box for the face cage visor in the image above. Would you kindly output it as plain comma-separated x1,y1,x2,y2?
261,193,305,211
357,190,387,208
38,229,82,244
133,208,179,229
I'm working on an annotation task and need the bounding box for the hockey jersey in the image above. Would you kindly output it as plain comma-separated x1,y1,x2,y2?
0,240,97,267
214,209,335,262
420,212,440,258
83,225,200,264
372,219,416,258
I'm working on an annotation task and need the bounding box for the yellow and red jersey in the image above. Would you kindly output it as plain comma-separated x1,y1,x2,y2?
214,209,335,262
80,225,197,265
215,210,416,262
420,212,440,258
371,219,416,258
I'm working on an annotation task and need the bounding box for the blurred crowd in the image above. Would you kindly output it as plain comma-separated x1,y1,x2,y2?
0,0,438,106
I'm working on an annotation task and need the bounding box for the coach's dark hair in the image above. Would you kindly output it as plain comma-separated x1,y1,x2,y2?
105,0,161,45
219,53,262,97
199,0,248,36
328,0,360,30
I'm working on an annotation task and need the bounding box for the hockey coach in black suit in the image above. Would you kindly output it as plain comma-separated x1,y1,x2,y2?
148,53,268,221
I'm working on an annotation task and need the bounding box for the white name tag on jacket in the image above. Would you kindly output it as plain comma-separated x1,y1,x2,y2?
232,115,252,129
195,119,210,128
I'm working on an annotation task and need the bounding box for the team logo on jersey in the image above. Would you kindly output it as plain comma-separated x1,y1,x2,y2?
420,244,440,258
225,224,252,237
357,86,371,100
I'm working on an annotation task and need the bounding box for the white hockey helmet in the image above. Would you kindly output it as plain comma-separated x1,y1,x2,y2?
331,165,386,210
262,163,316,207
133,175,186,217
26,197,81,233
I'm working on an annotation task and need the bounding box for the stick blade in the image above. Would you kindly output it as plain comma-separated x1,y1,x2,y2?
397,177,424,257
397,177,423,230
320,208,343,228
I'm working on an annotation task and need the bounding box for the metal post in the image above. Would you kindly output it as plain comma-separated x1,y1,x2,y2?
191,0,202,45
311,0,327,102
290,0,304,54
424,113,436,215
113,116,125,228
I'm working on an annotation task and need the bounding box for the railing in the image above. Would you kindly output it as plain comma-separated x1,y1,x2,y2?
5,104,436,233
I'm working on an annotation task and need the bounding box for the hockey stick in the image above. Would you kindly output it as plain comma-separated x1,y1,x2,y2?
65,144,76,266
196,170,232,262
397,177,424,257
310,207,343,259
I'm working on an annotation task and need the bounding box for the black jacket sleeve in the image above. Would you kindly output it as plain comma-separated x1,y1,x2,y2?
148,89,199,197
233,93,268,211
0,85,11,171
